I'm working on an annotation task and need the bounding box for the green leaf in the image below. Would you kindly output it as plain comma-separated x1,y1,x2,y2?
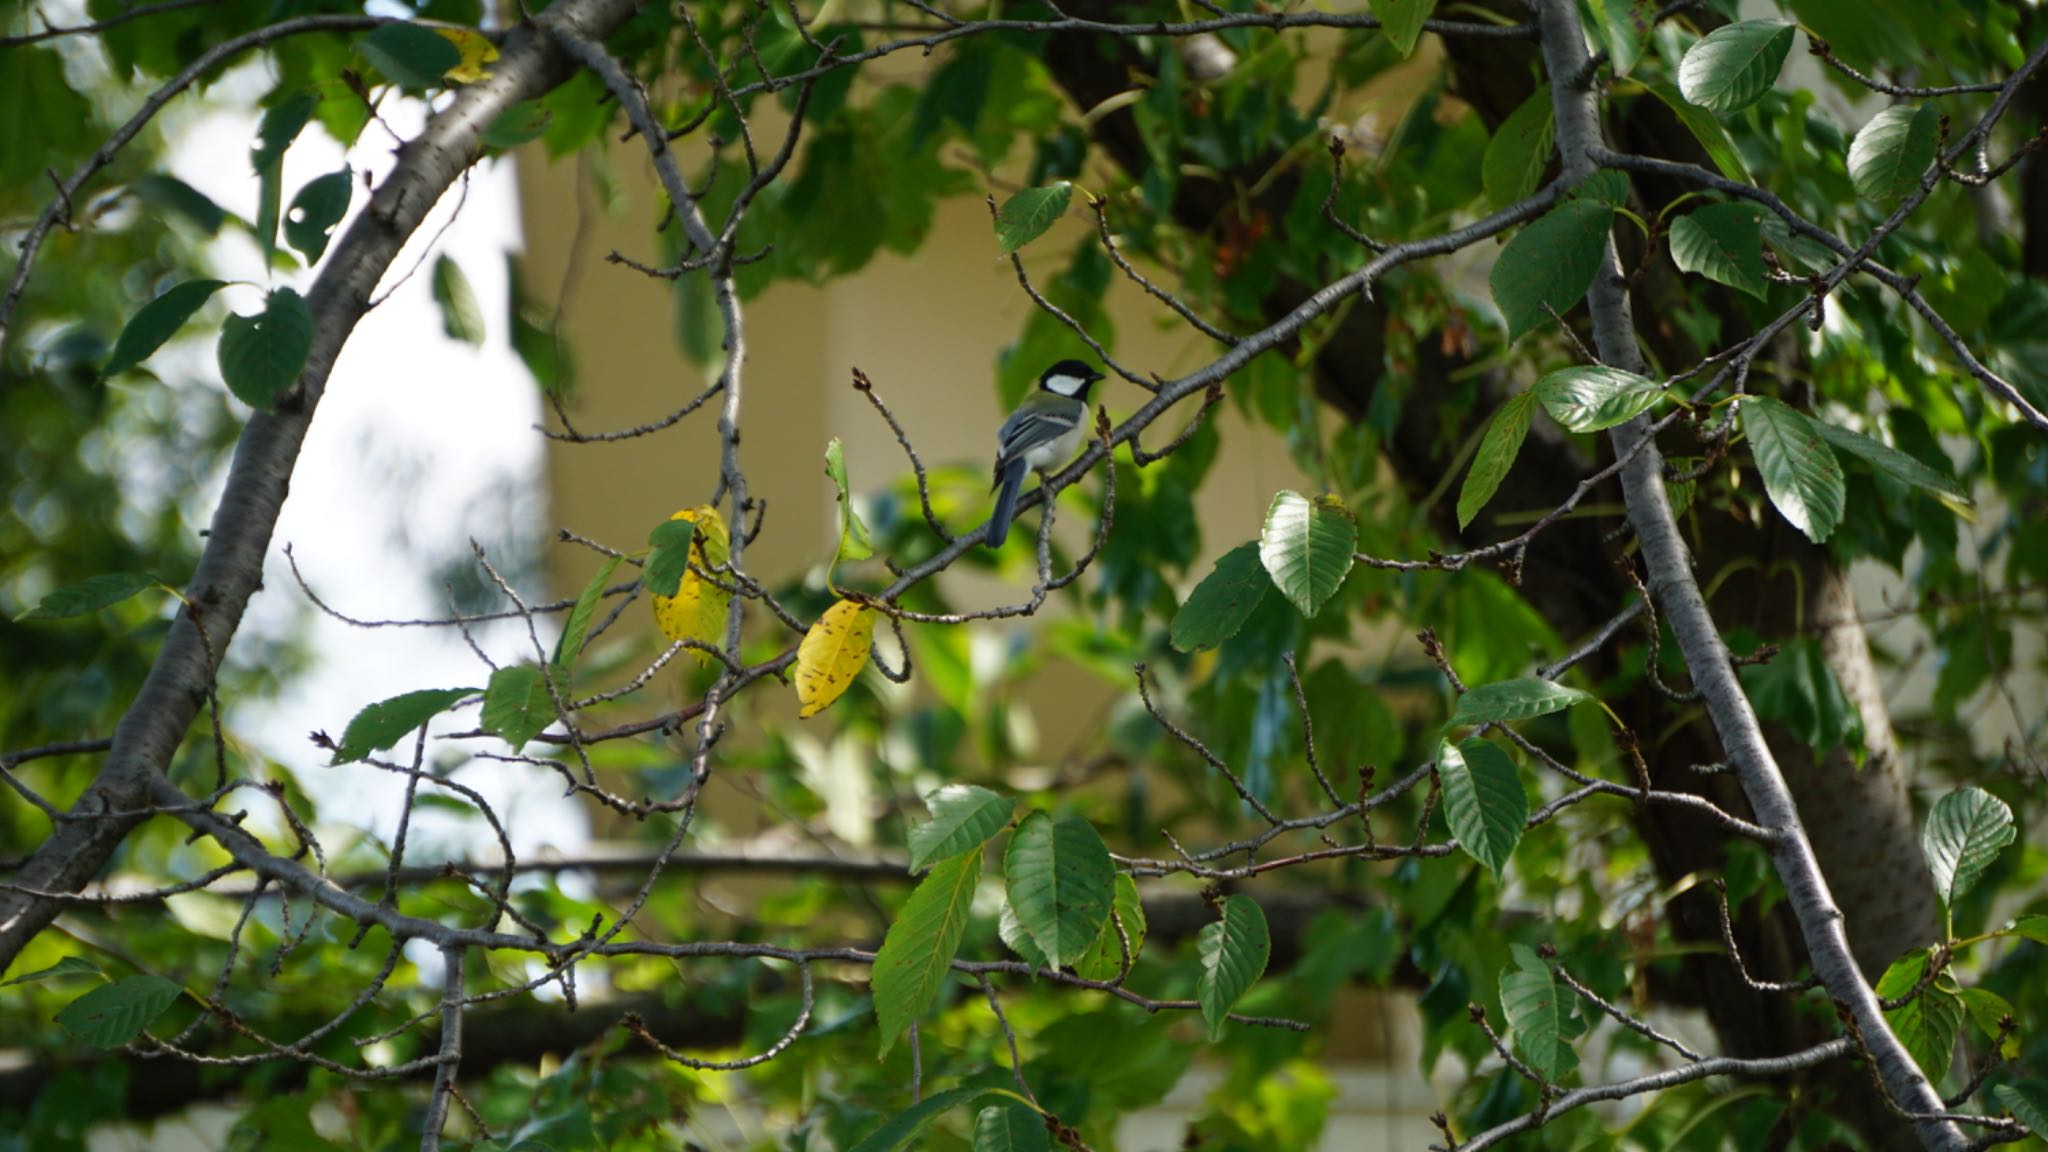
1758,214,1838,273
1740,396,1844,543
1196,894,1271,1040
1677,20,1795,113
1500,944,1567,1079
1875,951,1962,1081
1458,392,1536,530
552,555,621,672
1585,0,1657,76
825,438,875,565
432,255,486,347
1669,203,1766,298
1482,91,1555,211
334,687,476,763
872,852,982,1057
1258,491,1357,618
1848,104,1939,206
1073,873,1148,981
1438,738,1526,878
644,518,697,598
2009,915,2048,945
1921,786,2015,905
359,23,462,90
133,174,227,236
849,1086,1005,1152
218,287,314,409
1739,636,1861,751
1004,812,1114,970
973,1104,1050,1152
481,102,552,150
1570,170,1630,208
251,93,316,264
481,664,554,752
15,572,160,622
1642,81,1753,183
1368,0,1437,58
1170,541,1271,652
1449,677,1592,727
1994,1081,2048,1138
283,167,352,265
998,899,1049,969
995,183,1073,253
2,956,104,987
55,975,184,1047
1489,199,1613,341
908,785,1013,873
1957,987,2019,1060
102,280,226,379
1535,365,1665,432
1806,419,1970,504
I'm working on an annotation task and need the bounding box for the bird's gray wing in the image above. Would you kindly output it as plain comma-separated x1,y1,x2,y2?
994,403,1082,467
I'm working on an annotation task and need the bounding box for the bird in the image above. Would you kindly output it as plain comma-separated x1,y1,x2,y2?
986,359,1105,549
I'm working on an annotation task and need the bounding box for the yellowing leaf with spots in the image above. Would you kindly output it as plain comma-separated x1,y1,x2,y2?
650,506,732,657
436,27,498,84
796,600,874,718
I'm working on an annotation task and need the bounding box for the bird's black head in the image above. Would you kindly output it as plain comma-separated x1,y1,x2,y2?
1040,359,1105,400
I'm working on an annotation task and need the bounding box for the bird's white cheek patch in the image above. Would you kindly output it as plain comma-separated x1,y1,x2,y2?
1044,374,1088,396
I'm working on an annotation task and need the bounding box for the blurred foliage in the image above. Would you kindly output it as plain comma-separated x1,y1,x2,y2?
4,0,2047,1150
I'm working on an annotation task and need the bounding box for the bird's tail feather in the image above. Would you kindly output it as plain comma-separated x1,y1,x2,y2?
986,459,1027,549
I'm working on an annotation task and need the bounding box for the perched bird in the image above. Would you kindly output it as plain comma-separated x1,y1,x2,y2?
986,359,1104,549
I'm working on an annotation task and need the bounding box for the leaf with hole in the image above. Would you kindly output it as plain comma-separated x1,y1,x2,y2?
1669,203,1766,298
1848,104,1939,206
359,23,463,89
1259,491,1356,618
995,183,1072,253
15,572,161,622
1536,365,1665,433
55,975,184,1047
908,785,1013,873
432,255,485,347
1170,541,1271,652
1449,677,1591,727
872,852,981,1057
1438,738,1526,879
1368,0,1437,58
1458,392,1536,530
1196,894,1270,1040
1489,199,1613,341
283,167,351,265
1740,396,1844,543
1677,20,1795,113
1921,786,2014,905
1004,812,1114,970
251,92,315,263
102,280,225,379
1482,92,1554,211
334,687,476,763
795,600,875,718
218,287,313,409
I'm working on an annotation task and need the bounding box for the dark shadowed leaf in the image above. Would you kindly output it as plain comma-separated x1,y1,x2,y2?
218,287,313,409
283,167,351,264
1807,417,1970,504
552,555,621,673
1995,1082,2048,1138
55,975,183,1047
432,255,486,347
1171,541,1271,652
481,664,555,751
2,956,104,987
359,23,462,90
1483,91,1555,210
15,572,160,621
1004,812,1114,970
133,174,226,236
973,1103,1050,1152
826,438,875,565
1459,392,1535,529
1669,202,1766,298
102,279,226,379
1500,944,1568,1078
1490,200,1613,340
849,1086,1008,1152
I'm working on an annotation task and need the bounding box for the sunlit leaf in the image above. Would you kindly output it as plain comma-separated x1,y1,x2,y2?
908,785,1012,873
872,852,981,1057
1848,104,1939,206
1807,417,1970,504
481,664,554,752
1170,541,1270,652
995,183,1072,253
15,572,160,622
1449,677,1591,727
1678,20,1795,113
1073,873,1147,982
334,687,476,763
55,975,184,1047
1259,491,1356,618
1921,786,2015,905
1368,0,1437,57
795,600,876,718
1535,365,1664,432
1438,738,1526,878
826,438,875,565
650,506,731,653
1459,392,1536,529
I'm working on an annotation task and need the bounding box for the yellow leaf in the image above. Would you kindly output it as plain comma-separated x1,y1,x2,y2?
436,27,498,84
650,506,732,657
795,600,874,718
